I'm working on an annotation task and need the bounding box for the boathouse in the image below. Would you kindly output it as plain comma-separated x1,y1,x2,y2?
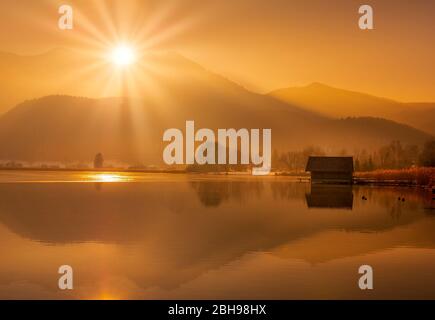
305,156,354,184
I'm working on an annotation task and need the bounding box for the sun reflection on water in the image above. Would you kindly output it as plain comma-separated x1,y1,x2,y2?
97,292,120,300
86,173,130,183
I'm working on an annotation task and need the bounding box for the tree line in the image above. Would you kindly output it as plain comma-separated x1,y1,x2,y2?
273,139,435,172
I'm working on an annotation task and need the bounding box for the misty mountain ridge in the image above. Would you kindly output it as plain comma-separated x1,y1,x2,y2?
0,94,431,165
270,82,435,135
0,48,433,164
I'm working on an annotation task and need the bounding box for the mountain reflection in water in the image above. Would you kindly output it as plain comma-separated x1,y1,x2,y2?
0,172,434,299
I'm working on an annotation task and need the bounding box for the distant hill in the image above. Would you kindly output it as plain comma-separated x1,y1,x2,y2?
0,48,92,112
0,48,227,112
0,51,432,164
395,103,435,136
0,94,430,164
269,83,435,135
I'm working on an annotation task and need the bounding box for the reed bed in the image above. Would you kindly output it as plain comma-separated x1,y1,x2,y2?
355,167,434,187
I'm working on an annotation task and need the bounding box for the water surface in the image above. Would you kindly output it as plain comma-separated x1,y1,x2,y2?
0,170,434,299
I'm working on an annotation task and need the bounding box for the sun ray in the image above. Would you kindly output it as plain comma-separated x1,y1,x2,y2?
90,0,119,41
73,8,113,47
29,0,208,162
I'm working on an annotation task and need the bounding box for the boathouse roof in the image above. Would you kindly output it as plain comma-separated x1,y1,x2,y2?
305,156,354,173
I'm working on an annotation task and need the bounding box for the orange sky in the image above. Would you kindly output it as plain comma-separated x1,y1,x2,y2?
0,0,434,102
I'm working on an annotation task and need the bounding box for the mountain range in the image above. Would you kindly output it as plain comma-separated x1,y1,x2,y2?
0,49,433,164
270,83,435,136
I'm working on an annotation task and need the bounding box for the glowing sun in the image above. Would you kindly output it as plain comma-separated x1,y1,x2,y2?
110,45,137,67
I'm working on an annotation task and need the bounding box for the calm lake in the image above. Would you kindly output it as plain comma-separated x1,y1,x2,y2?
0,170,434,299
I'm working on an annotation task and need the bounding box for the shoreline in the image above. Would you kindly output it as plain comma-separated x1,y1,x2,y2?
353,178,433,190
0,166,187,174
0,167,432,189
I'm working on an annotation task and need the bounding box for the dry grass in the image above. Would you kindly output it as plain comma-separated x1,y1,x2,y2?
355,167,434,187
